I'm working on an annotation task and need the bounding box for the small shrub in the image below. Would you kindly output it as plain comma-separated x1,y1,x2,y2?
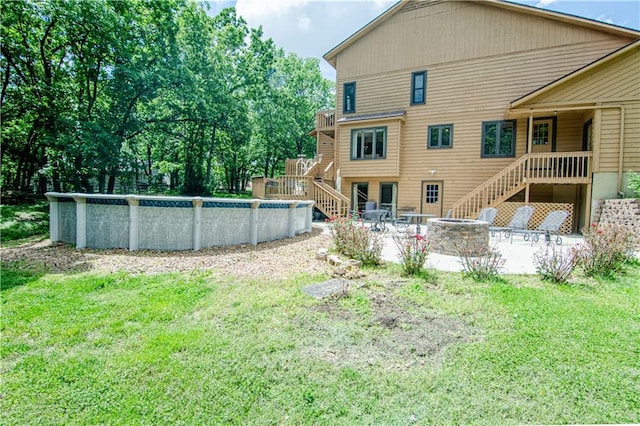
456,244,505,281
533,244,577,283
574,222,635,277
627,171,640,197
327,215,383,266
392,232,430,276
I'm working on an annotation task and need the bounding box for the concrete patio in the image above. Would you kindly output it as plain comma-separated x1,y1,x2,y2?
380,229,585,274
317,222,585,275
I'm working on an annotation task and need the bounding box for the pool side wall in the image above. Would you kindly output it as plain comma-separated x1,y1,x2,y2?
46,193,314,251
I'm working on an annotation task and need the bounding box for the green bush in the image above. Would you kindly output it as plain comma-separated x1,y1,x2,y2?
533,244,577,283
627,171,640,197
574,222,635,277
327,215,383,266
456,244,505,281
392,232,429,276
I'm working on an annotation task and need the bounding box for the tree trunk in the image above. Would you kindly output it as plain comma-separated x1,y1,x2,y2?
107,170,116,194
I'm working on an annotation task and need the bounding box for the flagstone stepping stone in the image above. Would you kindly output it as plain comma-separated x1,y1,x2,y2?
302,278,353,299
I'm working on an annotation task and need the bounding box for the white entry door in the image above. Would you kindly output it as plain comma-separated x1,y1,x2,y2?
421,181,443,217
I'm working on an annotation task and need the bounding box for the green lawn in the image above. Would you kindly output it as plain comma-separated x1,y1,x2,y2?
2,261,639,425
1,201,49,244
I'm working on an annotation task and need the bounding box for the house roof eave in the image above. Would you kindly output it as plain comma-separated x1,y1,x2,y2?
490,0,640,39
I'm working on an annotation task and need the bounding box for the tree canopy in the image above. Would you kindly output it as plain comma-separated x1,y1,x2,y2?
1,0,334,195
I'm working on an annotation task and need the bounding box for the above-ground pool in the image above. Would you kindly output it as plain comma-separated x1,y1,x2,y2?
45,192,314,251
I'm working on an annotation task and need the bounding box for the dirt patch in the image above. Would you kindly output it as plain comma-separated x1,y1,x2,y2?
299,286,481,370
1,225,333,279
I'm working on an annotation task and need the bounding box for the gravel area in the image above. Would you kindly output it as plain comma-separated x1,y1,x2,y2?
1,225,334,279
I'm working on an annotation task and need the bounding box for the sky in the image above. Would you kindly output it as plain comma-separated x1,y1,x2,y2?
205,0,640,80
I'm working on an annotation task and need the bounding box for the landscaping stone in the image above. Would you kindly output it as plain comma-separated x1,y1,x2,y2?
302,279,352,299
316,248,328,260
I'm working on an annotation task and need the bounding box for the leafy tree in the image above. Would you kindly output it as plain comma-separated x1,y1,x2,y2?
251,50,333,177
1,1,332,196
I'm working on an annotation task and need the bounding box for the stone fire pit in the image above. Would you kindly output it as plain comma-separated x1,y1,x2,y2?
427,218,489,256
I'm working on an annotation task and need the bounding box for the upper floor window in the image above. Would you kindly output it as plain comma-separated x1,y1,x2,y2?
482,120,515,157
428,124,453,148
411,71,426,105
343,82,356,113
351,127,386,160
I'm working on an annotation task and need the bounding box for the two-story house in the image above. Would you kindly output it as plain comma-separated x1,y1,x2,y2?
255,0,639,232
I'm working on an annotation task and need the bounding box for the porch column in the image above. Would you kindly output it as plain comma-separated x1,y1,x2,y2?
593,109,602,173
527,113,534,154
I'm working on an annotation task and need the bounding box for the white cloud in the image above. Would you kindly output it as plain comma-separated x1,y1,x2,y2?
535,0,557,7
297,14,312,31
235,0,308,21
595,13,615,24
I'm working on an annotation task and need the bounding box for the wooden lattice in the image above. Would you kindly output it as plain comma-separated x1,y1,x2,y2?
493,202,574,234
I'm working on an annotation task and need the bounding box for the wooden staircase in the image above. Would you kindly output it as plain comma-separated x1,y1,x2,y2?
312,180,349,218
253,175,349,219
451,151,592,219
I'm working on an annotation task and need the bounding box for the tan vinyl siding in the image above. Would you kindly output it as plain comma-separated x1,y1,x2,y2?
335,39,629,121
336,1,627,81
624,102,640,170
598,109,621,172
317,133,334,162
554,112,584,152
596,102,639,172
528,47,640,104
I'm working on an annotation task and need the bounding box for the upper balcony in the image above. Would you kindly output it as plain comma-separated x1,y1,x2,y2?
315,109,335,134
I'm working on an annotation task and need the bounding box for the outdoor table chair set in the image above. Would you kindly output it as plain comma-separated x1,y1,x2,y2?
355,205,569,245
